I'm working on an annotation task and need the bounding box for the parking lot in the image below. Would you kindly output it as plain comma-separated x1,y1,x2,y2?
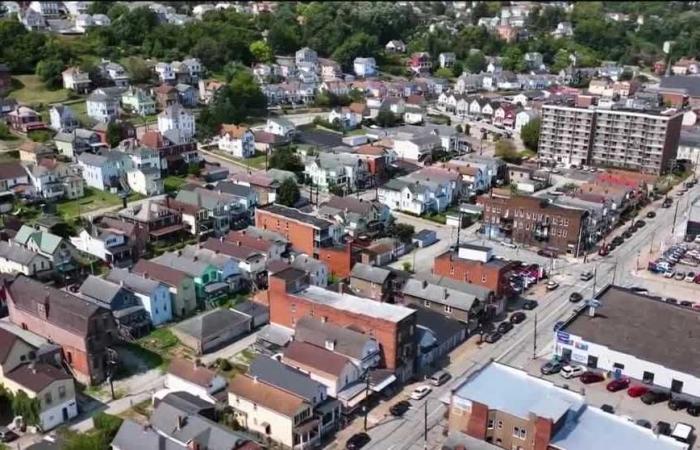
526,358,700,447
646,242,700,306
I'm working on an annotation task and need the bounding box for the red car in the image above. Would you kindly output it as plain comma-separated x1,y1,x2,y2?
606,378,630,392
627,385,649,398
580,371,605,384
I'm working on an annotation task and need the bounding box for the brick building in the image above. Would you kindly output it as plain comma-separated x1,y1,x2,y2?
318,243,354,279
255,204,339,257
4,276,117,385
477,192,589,256
267,269,417,381
434,244,518,299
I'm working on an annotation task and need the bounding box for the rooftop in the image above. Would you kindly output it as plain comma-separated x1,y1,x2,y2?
249,355,325,403
259,204,334,229
228,374,306,417
5,362,72,393
174,308,250,342
294,284,414,323
294,316,374,361
562,285,700,377
403,278,479,311
350,263,391,284
168,358,221,389
283,340,351,378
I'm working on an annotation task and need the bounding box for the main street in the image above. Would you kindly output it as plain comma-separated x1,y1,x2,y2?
360,176,700,449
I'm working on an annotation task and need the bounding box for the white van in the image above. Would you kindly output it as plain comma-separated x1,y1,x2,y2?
428,370,451,386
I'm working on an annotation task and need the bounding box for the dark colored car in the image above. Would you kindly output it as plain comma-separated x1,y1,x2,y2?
629,286,649,294
666,298,678,305
655,421,672,436
606,378,630,392
635,220,646,228
537,249,558,258
510,312,526,324
687,403,700,417
389,400,411,417
484,332,502,343
647,211,656,218
641,390,670,405
601,404,615,414
622,230,633,239
680,300,693,307
569,292,583,303
636,419,652,429
540,360,562,375
346,432,371,450
522,300,538,310
0,428,17,443
669,397,691,411
497,322,514,334
553,321,565,331
612,236,624,246
580,371,605,384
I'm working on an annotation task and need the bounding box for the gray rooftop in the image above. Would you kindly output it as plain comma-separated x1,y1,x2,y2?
174,308,250,341
0,241,47,266
350,263,391,284
291,254,326,272
403,278,479,311
297,285,414,323
78,275,123,306
105,268,163,296
659,75,700,97
294,316,373,361
261,204,334,229
249,356,325,403
412,272,492,302
111,419,186,450
153,252,212,277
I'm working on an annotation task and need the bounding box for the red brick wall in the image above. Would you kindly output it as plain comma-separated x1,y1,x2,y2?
434,252,512,297
533,417,553,450
318,244,352,279
268,277,415,370
255,209,316,256
466,401,488,440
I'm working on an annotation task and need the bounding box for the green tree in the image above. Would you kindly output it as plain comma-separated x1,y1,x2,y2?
106,122,124,148
61,430,108,450
375,110,399,128
435,67,454,79
331,32,379,71
88,1,114,15
392,223,415,243
465,51,487,74
249,40,274,63
520,118,541,152
495,139,520,163
268,147,304,173
122,57,152,84
277,177,300,207
502,47,525,72
93,413,123,441
35,58,64,89
551,49,571,73
453,61,464,77
12,390,40,426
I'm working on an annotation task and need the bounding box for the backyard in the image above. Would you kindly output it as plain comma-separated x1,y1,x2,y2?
133,327,192,371
56,188,142,219
163,175,188,193
8,75,71,105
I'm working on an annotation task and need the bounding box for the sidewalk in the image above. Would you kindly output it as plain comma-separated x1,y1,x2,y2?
71,390,153,432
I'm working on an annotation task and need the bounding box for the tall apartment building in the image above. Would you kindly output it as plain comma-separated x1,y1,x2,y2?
539,102,683,174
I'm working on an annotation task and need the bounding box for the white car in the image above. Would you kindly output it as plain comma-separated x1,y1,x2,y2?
664,271,675,278
546,281,559,291
560,365,585,379
500,241,517,249
410,385,432,400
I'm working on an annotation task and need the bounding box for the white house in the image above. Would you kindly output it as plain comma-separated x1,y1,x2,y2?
70,227,131,268
282,341,361,398
155,62,176,84
392,133,441,161
328,108,360,129
264,117,296,139
165,358,227,404
77,151,130,191
49,104,79,131
218,125,255,158
290,254,328,288
0,240,51,276
158,104,195,144
403,105,424,125
106,268,172,326
127,166,163,196
439,52,456,69
515,110,538,134
295,47,318,66
98,60,130,87
61,67,91,93
304,153,366,193
120,87,156,116
86,88,122,123
385,40,406,53
353,57,376,78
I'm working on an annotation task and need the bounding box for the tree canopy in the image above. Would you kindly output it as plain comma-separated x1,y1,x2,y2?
520,118,541,152
277,178,301,207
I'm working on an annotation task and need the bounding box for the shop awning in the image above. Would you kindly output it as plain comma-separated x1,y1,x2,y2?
371,373,396,392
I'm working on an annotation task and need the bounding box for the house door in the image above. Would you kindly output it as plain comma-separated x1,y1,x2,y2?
587,355,598,369
671,379,684,394
560,348,572,362
62,407,69,421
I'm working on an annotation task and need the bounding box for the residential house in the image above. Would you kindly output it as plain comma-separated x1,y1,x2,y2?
13,225,75,274
408,52,432,75
439,52,456,69
524,52,544,70
18,141,53,165
514,110,538,134
290,254,328,288
154,84,179,110
264,117,296,140
48,104,79,131
228,171,285,206
0,162,31,191
218,125,255,158
97,60,130,87
86,87,123,123
197,79,224,105
353,57,376,78
0,241,51,277
672,57,700,76
200,238,266,286
552,21,573,38
76,150,130,191
118,200,185,242
132,259,198,317
106,268,172,326
255,204,340,257
175,83,197,107
304,152,368,193
349,263,394,302
121,87,156,116
392,133,441,162
176,186,252,235
318,195,391,237
155,62,176,84
158,104,195,144
70,218,141,269
5,276,117,385
296,47,318,67
126,164,163,196
165,357,226,404
7,106,46,133
173,308,251,355
78,275,151,339
319,58,342,82
153,251,228,302
402,276,482,326
139,131,200,174
229,374,321,449
27,158,84,201
20,8,47,31
385,40,406,53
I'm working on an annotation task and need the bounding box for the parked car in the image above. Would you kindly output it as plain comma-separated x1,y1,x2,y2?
484,332,502,343
560,365,585,379
0,428,17,443
537,249,558,258
601,404,615,414
569,292,583,303
641,390,670,405
553,321,565,331
580,371,605,384
606,378,630,392
497,322,514,334
627,385,649,398
540,360,562,375
346,432,371,450
687,403,700,417
664,270,675,278
622,230,633,239
612,236,624,246
389,400,411,417
522,300,538,310
646,211,656,218
680,300,693,307
428,370,451,386
546,281,559,291
635,220,646,229
666,298,678,305
410,385,431,400
636,419,652,429
510,312,526,324
669,397,691,411
500,241,517,249
655,421,672,436
580,271,594,281
675,272,686,280
685,272,696,282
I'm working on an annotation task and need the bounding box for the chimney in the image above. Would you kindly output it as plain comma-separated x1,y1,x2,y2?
193,256,198,262
237,240,242,246
338,282,344,294
176,415,186,430
143,272,149,279
422,280,428,289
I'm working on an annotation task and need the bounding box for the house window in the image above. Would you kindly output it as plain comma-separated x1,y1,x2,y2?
444,305,453,313
520,429,527,439
424,300,431,307
450,265,454,275
58,385,66,399
497,420,503,430
45,392,52,405
513,426,520,437
487,419,494,429
481,275,487,282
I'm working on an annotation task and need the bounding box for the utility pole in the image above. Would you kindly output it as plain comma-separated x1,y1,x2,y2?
424,401,428,450
672,200,680,234
532,313,538,359
363,372,371,432
592,265,597,296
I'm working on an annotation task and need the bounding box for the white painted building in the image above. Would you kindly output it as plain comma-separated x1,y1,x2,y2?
158,104,195,144
265,117,296,138
218,125,255,158
106,268,172,326
353,57,376,78
291,254,328,288
165,358,227,404
393,134,441,161
0,241,51,276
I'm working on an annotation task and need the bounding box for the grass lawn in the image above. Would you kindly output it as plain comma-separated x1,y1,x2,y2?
8,75,70,106
346,128,367,136
163,175,188,193
56,188,142,219
212,149,268,170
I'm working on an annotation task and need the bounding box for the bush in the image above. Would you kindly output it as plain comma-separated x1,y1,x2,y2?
93,413,123,440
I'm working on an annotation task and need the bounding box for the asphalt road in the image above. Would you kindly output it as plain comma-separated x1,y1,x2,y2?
360,174,700,450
